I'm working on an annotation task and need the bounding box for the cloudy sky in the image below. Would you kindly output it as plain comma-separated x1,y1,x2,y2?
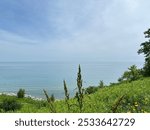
0,0,149,62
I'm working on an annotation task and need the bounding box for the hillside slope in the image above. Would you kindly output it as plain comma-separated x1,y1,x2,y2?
56,77,150,113
0,77,150,113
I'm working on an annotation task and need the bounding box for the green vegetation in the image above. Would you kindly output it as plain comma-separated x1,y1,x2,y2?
17,89,25,98
43,89,56,113
63,80,70,111
118,65,142,83
0,77,150,113
0,94,48,113
85,80,105,95
138,28,150,76
0,97,22,112
85,86,98,94
75,65,84,112
98,80,105,88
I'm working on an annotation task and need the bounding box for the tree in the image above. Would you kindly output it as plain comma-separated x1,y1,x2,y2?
98,80,104,88
118,65,142,82
17,89,25,98
138,28,150,76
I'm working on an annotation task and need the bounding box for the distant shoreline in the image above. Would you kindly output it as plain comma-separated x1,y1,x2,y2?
0,92,44,101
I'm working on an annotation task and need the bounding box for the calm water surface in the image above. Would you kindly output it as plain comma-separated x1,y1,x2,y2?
0,62,143,99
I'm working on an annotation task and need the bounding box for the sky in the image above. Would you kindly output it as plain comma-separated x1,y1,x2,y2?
0,0,149,62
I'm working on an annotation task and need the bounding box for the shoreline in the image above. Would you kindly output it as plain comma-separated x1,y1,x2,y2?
0,92,44,101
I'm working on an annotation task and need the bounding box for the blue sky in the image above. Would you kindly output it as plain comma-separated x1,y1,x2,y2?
0,0,149,62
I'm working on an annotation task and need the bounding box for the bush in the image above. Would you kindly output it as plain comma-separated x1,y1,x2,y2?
118,65,142,82
50,94,55,102
0,98,22,112
98,80,104,88
85,86,98,94
17,89,25,98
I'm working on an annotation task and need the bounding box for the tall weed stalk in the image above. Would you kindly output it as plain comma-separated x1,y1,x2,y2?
43,89,56,113
76,65,84,112
63,80,70,111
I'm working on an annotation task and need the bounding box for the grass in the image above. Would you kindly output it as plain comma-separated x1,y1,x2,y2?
0,77,150,113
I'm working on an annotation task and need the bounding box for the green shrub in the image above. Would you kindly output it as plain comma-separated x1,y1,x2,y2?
85,86,98,94
118,65,142,82
17,89,25,98
0,98,21,112
35,101,47,109
98,80,104,88
50,94,55,102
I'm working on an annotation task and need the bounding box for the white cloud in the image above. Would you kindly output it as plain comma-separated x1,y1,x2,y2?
0,29,37,45
0,0,149,62
43,0,147,62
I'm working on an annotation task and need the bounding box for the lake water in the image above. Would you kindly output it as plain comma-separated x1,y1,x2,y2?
0,61,143,99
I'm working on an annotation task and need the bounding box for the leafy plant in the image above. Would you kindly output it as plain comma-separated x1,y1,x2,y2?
43,89,56,113
63,80,70,111
76,65,84,112
0,98,21,112
85,86,98,94
50,94,55,102
118,65,142,82
138,28,150,76
111,95,125,113
17,89,25,98
98,80,104,88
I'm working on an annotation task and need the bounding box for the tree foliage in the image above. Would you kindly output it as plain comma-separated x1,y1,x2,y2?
118,65,142,82
98,80,104,88
138,28,150,76
85,86,98,94
17,89,25,98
